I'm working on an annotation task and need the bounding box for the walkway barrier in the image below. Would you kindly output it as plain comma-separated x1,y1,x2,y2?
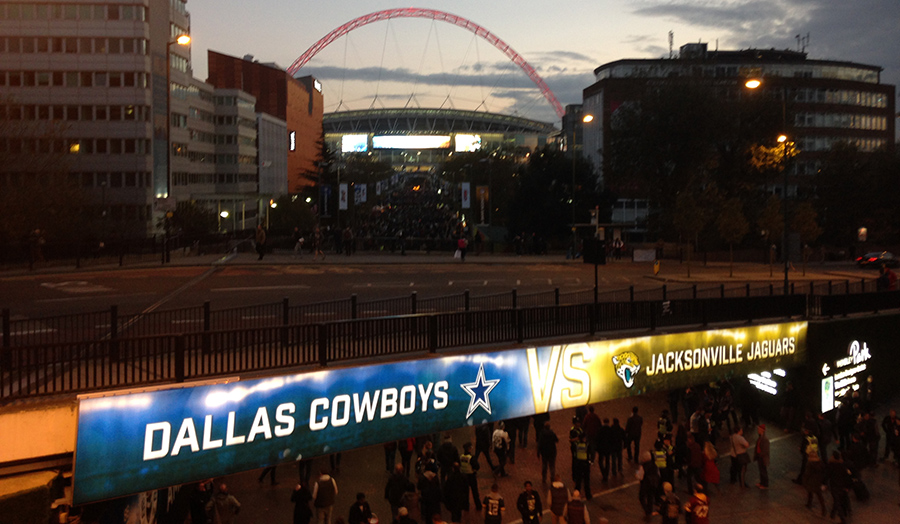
1,294,813,402
2,279,879,348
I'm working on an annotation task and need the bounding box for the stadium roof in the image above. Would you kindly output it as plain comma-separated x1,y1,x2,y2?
323,108,558,135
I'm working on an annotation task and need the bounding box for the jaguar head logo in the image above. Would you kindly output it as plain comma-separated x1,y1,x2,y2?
612,351,641,389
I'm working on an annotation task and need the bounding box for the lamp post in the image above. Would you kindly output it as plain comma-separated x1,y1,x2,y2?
571,113,594,258
165,34,191,197
745,79,791,295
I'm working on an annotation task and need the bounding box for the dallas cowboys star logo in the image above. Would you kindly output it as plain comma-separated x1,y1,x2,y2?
460,363,500,419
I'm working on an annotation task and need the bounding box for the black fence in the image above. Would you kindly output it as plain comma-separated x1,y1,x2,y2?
0,292,832,402
0,278,883,349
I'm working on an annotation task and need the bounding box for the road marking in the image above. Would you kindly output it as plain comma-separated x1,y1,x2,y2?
448,280,488,286
351,282,415,288
241,315,278,320
36,293,157,304
171,319,203,324
10,328,58,336
211,285,310,292
39,281,112,293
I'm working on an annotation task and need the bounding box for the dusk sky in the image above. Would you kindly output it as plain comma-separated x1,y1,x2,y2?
188,0,900,126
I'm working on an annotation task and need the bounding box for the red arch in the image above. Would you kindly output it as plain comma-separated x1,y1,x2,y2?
286,8,565,119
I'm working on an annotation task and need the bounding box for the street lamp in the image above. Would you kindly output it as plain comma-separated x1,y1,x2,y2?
745,79,791,295
571,113,594,258
165,34,191,198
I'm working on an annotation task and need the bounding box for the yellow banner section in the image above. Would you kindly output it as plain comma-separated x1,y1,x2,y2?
525,322,807,413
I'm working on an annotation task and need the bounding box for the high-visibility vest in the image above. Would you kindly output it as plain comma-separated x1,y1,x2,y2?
654,449,667,469
460,453,474,475
575,441,588,461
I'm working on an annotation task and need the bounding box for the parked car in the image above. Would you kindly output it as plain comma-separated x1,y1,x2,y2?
856,251,900,268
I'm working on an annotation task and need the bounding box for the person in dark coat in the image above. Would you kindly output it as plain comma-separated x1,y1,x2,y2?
348,492,373,524
418,469,442,523
292,483,313,524
474,423,496,471
596,418,613,481
826,451,853,523
436,434,459,483
385,464,414,521
189,479,213,524
442,463,469,524
625,406,643,462
609,418,626,476
537,421,559,484
638,451,660,517
802,452,827,516
516,480,543,524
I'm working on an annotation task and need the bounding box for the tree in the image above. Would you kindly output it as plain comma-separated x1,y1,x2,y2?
716,198,750,277
267,195,317,235
791,201,822,274
757,195,783,275
672,191,710,277
165,201,218,236
507,147,601,244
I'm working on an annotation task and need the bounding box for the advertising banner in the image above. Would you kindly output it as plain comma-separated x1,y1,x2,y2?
461,182,470,209
355,184,367,205
74,322,806,504
339,183,348,210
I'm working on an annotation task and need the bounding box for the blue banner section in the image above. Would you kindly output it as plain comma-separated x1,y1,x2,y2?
74,353,534,504
73,322,806,504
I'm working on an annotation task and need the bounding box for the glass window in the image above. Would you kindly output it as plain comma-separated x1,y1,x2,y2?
64,4,77,19
38,105,50,119
37,37,49,52
121,38,133,54
20,4,35,20
52,37,63,53
52,106,63,120
94,72,106,86
79,38,92,53
123,72,134,87
80,72,92,87
110,140,121,154
22,72,35,86
21,37,35,53
8,4,20,19
23,105,35,120
122,5,133,19
66,106,78,120
109,72,121,87
124,105,136,120
109,106,121,120
125,172,136,186
94,5,106,19
111,172,123,187
81,105,92,120
95,38,107,54
36,4,47,19
108,38,120,54
82,173,94,187
79,5,92,20
95,106,107,120
66,72,79,87
36,72,50,86
8,38,20,53
107,5,119,20
65,38,77,53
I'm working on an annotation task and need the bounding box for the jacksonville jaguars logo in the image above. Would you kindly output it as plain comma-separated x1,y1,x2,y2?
612,351,641,389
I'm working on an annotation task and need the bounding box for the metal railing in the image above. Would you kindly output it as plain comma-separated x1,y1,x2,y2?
0,278,884,350
1,293,819,402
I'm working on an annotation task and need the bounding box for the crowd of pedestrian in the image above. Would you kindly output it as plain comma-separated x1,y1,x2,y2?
180,376,900,524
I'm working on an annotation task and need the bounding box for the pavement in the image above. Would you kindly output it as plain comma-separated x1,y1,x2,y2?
0,246,875,286
213,391,900,524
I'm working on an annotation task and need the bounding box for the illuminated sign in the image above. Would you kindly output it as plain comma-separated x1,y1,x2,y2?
341,134,368,153
289,131,296,151
455,134,482,152
73,322,806,504
821,340,872,412
373,135,451,149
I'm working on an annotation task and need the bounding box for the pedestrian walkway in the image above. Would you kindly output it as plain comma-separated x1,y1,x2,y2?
214,391,900,524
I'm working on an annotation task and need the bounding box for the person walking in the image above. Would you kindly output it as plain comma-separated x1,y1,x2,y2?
728,427,750,488
190,479,214,524
492,422,510,477
546,475,569,524
312,227,326,261
443,463,469,524
474,423,496,472
882,408,900,464
562,490,590,524
571,434,591,499
515,481,542,524
459,443,482,512
482,484,504,524
637,451,660,518
206,483,241,524
686,434,705,493
385,464,413,521
659,482,680,524
684,483,710,524
348,493,373,524
436,434,459,484
255,224,267,260
610,418,626,476
292,227,305,257
754,424,771,489
596,418,612,482
292,482,313,524
313,469,339,524
537,420,559,485
625,406,643,462
826,451,853,523
418,467,442,524
802,451,827,516
456,237,468,262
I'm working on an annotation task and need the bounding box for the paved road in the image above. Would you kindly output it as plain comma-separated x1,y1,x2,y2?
1,251,873,321
202,391,900,524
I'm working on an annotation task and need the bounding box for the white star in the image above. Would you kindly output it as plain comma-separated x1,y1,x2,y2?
460,363,500,419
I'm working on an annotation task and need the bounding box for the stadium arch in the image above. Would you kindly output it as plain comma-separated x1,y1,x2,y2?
287,8,565,118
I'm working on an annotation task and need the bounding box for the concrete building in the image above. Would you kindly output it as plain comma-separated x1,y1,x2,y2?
206,51,324,195
582,42,896,238
0,1,317,237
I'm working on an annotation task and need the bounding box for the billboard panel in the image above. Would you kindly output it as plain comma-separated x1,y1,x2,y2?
373,135,451,150
74,321,806,504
